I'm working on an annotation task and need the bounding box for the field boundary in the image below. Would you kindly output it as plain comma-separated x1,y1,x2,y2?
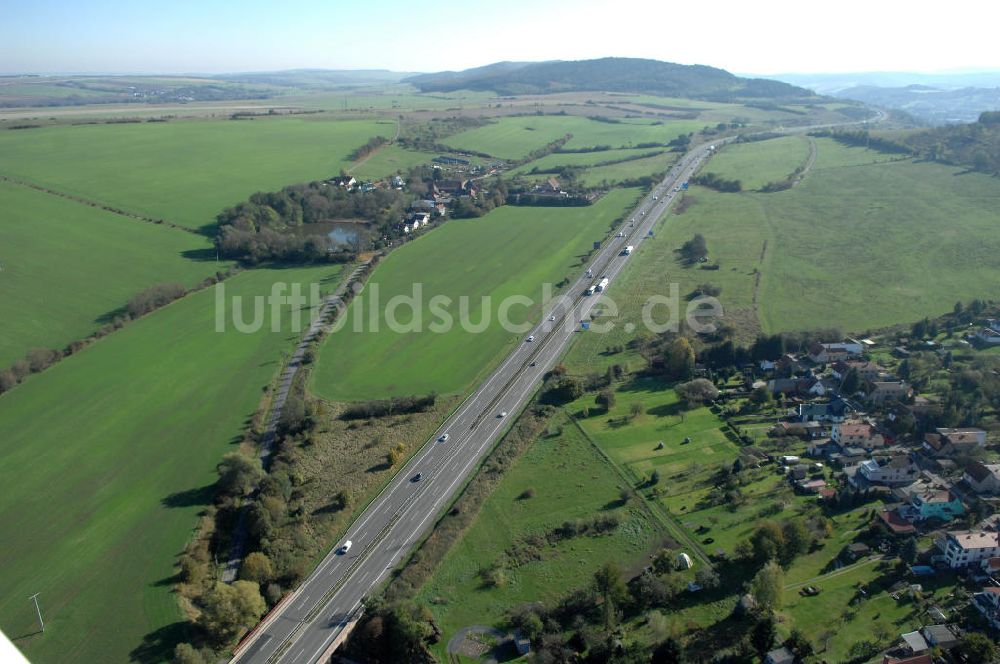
0,173,200,234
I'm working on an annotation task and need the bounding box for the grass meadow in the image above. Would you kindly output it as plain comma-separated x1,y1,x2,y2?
566,137,1000,363
442,115,703,160
416,419,664,659
703,135,811,190
0,181,228,366
0,264,344,664
311,188,641,401
0,117,393,231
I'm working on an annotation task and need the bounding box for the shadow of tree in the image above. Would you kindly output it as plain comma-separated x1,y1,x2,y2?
130,621,194,664
162,484,215,509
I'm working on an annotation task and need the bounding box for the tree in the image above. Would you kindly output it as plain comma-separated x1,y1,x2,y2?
172,643,209,664
675,378,719,407
26,347,60,373
664,338,695,380
239,551,275,584
199,580,267,642
217,453,264,497
750,521,785,563
651,637,683,664
278,393,307,436
387,443,407,467
593,562,627,630
0,369,16,393
955,631,998,663
679,234,708,263
750,614,777,659
900,537,918,564
596,388,616,410
650,470,661,486
784,628,814,659
780,519,812,565
841,367,860,395
694,566,720,590
750,561,784,610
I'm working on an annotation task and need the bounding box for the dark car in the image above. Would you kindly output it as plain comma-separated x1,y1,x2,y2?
411,473,422,482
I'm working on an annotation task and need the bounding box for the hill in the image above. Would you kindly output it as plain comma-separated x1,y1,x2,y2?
405,57,813,100
899,110,1000,172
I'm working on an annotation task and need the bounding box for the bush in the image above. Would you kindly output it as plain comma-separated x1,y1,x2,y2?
26,347,61,373
126,282,187,318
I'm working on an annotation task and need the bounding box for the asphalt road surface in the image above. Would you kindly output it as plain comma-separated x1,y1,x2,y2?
231,110,883,664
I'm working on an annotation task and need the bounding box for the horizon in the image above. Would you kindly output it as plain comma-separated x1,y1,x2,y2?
4,0,1000,77
6,62,1000,79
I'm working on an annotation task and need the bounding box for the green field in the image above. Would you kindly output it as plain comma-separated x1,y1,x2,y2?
312,189,640,401
704,135,810,190
442,115,702,160
508,147,668,175
0,264,344,664
568,378,736,486
0,181,228,366
567,138,1000,362
348,145,439,180
416,419,663,659
0,117,393,231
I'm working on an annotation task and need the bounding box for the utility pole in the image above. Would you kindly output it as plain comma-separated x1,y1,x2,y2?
28,593,43,633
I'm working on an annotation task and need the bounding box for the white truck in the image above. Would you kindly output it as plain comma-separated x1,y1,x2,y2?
622,245,634,255
595,277,610,292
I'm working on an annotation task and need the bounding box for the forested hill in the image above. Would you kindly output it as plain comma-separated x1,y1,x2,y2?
404,57,813,100
900,110,1000,173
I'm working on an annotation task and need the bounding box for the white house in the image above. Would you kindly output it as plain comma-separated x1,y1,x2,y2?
964,462,1000,495
850,455,919,488
937,530,1000,568
832,420,885,449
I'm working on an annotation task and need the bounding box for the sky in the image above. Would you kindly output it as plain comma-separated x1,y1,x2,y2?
3,0,1000,76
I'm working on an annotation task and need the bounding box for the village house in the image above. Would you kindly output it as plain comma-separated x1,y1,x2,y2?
973,587,1000,629
923,427,987,457
431,178,477,198
879,508,917,535
868,380,913,406
797,397,857,423
903,489,965,523
808,341,863,364
921,624,959,650
974,319,1000,345
831,359,883,382
327,175,356,188
964,461,1000,495
406,212,430,228
937,530,1000,568
849,455,919,489
832,420,886,449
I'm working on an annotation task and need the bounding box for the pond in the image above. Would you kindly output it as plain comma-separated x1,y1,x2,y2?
292,220,369,248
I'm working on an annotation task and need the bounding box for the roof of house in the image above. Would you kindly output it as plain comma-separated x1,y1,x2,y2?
923,433,945,451
764,646,795,664
883,655,932,664
921,624,958,645
983,557,1000,571
944,431,983,445
965,461,1000,483
901,631,929,652
946,530,1000,550
880,509,917,534
839,422,876,437
914,490,957,504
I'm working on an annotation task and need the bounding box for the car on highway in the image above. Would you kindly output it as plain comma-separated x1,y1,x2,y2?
548,314,556,321
498,411,507,418
411,472,422,482
529,361,536,367
438,433,449,442
339,540,352,554
526,335,534,342
653,195,658,200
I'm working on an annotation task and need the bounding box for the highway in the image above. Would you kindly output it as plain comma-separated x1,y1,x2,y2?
230,109,885,663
